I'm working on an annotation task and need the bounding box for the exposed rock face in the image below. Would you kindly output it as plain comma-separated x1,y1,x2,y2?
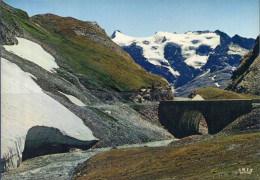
226,36,260,95
1,19,19,45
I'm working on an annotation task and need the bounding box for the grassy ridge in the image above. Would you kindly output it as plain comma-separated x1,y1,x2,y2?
74,133,260,179
2,4,169,91
189,87,260,100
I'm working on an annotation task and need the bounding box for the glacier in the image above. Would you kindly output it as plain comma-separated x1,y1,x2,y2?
112,30,220,69
1,53,97,172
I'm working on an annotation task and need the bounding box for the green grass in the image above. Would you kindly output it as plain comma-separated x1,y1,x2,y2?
189,87,260,100
2,3,169,92
74,132,260,180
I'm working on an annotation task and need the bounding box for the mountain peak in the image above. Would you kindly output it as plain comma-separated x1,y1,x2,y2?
111,30,122,38
214,30,230,38
232,34,242,39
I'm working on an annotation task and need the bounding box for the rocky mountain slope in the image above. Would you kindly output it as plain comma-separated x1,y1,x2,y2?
112,30,255,96
0,2,174,172
226,36,260,95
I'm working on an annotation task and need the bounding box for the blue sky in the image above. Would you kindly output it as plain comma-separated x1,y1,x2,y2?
5,0,259,38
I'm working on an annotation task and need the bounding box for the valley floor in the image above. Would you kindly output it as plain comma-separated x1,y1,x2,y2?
73,132,260,180
0,140,174,180
2,131,259,180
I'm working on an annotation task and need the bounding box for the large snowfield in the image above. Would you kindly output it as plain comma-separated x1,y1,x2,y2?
1,38,97,171
112,31,221,70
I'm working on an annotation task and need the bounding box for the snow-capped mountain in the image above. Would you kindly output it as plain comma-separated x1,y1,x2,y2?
112,30,255,96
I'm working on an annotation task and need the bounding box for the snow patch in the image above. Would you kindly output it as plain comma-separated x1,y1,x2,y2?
231,66,237,71
215,83,221,87
199,69,210,77
3,37,59,72
1,58,97,171
228,43,248,56
111,31,135,46
59,91,86,107
211,75,216,80
29,74,37,80
184,55,209,69
167,66,180,76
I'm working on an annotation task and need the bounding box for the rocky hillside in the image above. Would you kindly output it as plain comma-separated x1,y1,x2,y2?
226,36,260,95
1,1,174,172
112,30,255,96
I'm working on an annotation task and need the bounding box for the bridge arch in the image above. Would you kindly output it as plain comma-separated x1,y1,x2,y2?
177,110,208,137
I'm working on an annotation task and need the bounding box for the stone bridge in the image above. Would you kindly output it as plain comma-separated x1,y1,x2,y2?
158,100,253,138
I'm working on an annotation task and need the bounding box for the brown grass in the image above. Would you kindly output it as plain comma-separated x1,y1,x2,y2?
74,133,260,180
